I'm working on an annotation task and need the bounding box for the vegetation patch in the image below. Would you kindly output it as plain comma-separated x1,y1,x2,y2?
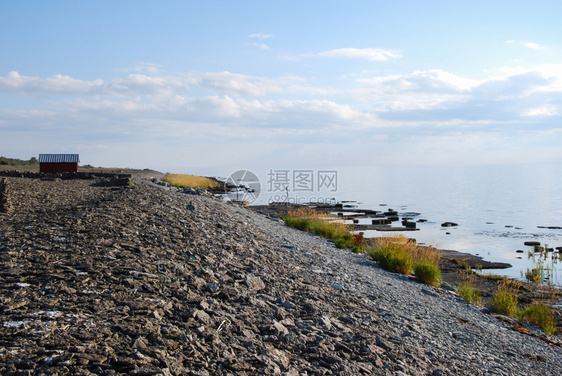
368,239,413,274
367,235,441,286
161,174,221,189
352,232,365,253
523,302,557,335
490,283,519,317
456,279,482,305
479,273,510,283
525,267,543,284
283,207,354,249
414,259,442,287
0,156,39,172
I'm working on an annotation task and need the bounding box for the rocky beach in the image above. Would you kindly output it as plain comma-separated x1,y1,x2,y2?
1,171,562,375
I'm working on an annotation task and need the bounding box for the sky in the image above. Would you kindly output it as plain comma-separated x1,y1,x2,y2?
1,0,562,176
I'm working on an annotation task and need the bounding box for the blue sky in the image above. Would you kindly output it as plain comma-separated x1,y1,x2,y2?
1,1,562,175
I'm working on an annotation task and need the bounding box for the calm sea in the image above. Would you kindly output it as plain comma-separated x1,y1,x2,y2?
257,163,562,285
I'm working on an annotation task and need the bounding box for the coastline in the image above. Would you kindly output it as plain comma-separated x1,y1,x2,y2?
250,202,562,318
250,202,514,270
1,170,561,374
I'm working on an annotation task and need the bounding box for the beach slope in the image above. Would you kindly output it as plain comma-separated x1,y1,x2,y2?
0,173,560,375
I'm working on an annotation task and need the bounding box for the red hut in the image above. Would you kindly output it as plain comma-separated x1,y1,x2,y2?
38,154,80,174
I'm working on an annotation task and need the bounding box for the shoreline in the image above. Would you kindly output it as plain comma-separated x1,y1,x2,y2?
250,202,562,315
250,202,514,269
1,170,562,374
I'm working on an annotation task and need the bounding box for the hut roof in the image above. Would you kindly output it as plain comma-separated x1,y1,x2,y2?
38,154,80,163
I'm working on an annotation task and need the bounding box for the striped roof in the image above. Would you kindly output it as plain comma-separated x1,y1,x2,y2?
38,154,80,163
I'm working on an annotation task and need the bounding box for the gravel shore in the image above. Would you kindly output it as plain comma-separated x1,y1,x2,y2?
1,173,561,375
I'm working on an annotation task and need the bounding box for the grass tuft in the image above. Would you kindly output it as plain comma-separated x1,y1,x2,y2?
490,283,519,317
368,240,413,274
523,303,557,335
283,208,354,249
525,267,542,283
456,280,482,305
452,258,471,270
367,235,441,285
413,259,442,287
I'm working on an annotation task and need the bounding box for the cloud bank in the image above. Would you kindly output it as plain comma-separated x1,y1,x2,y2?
1,60,561,170
313,48,402,61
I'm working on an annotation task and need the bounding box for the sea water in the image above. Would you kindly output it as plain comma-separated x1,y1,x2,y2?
258,163,562,285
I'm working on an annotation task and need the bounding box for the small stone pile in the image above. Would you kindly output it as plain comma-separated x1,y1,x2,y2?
0,173,561,376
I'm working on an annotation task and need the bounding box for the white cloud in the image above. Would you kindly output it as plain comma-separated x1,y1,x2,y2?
0,70,323,99
189,95,241,118
248,33,273,39
524,42,545,50
3,61,562,168
353,69,481,112
313,48,402,62
183,71,314,96
275,99,367,121
116,62,162,74
523,105,558,117
73,99,157,113
246,42,271,50
496,64,562,91
0,71,105,95
359,69,480,92
112,73,185,98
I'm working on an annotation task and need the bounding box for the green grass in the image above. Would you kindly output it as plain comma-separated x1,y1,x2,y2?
368,241,413,274
456,280,482,305
414,259,442,287
523,303,557,335
366,235,441,285
490,285,519,317
283,208,354,249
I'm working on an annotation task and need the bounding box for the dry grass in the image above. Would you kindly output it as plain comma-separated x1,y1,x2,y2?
410,244,441,264
369,235,441,263
0,164,39,172
161,174,220,189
